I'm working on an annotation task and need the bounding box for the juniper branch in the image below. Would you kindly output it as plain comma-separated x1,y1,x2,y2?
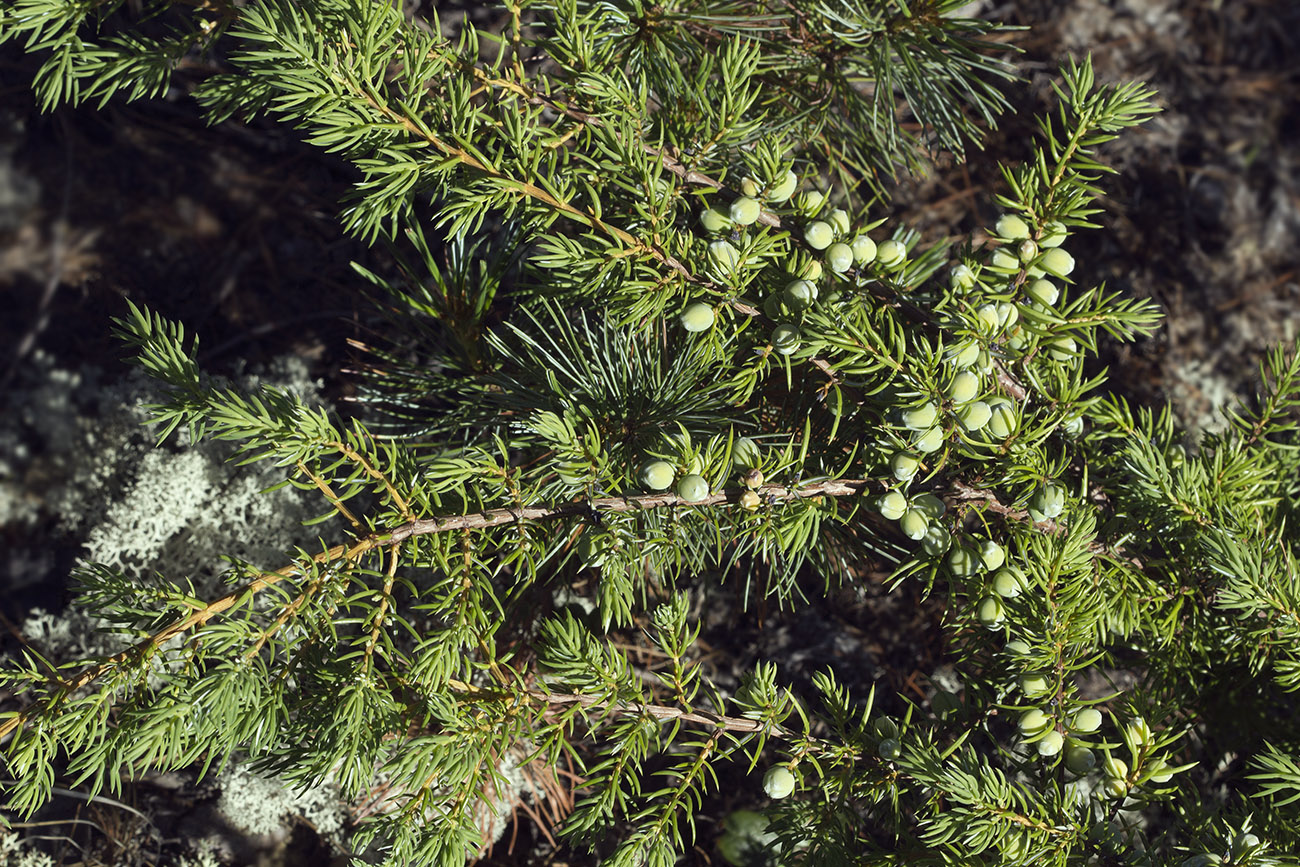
0,479,870,744
0,537,378,745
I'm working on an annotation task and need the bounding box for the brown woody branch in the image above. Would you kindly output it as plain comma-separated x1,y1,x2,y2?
438,675,813,747
383,478,874,543
0,479,878,745
533,689,799,739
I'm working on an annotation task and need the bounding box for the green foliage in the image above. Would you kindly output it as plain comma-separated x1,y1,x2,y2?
4,1,1300,866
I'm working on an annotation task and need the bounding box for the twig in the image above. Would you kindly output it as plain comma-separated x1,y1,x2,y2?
382,478,873,543
533,690,800,740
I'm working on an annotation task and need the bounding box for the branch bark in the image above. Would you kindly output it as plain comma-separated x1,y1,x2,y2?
383,478,874,542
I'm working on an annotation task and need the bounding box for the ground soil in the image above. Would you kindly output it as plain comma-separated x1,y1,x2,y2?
1,0,1297,864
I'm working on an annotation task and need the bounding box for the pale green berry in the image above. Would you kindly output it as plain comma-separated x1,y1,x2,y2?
977,595,1005,628
676,475,707,501
1126,718,1154,750
1037,730,1064,757
958,400,992,432
1020,671,1052,697
900,508,930,540
1002,833,1030,861
1026,278,1059,306
1005,639,1031,655
739,490,761,511
890,452,921,482
767,169,798,203
1231,833,1261,858
1029,483,1065,522
1181,855,1223,867
851,235,877,265
948,546,979,576
739,176,761,198
1019,708,1051,736
1039,247,1076,278
878,738,902,760
992,569,1023,598
914,425,944,453
732,437,761,469
1047,335,1077,361
986,398,1017,439
912,492,946,518
804,220,834,250
1063,415,1085,437
996,301,1019,329
577,532,610,567
976,348,993,374
676,474,709,502
722,808,770,838
996,213,1031,241
921,524,951,556
771,323,801,355
1066,745,1096,775
1006,329,1029,353
1103,753,1128,781
950,263,976,289
825,242,854,273
876,239,906,269
975,304,1000,334
709,240,740,272
640,460,676,491
990,248,1020,272
946,371,980,404
797,257,823,281
946,341,980,368
901,402,939,431
762,294,783,319
762,766,796,799
1104,757,1129,797
1147,758,1173,784
828,208,851,235
1018,239,1039,263
878,491,908,521
680,302,716,332
1070,707,1103,734
873,717,899,739
795,189,825,215
1039,220,1068,248
730,196,762,226
979,540,1005,570
783,279,818,311
700,206,732,233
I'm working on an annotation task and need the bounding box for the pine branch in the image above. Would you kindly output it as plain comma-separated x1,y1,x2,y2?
384,478,874,541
